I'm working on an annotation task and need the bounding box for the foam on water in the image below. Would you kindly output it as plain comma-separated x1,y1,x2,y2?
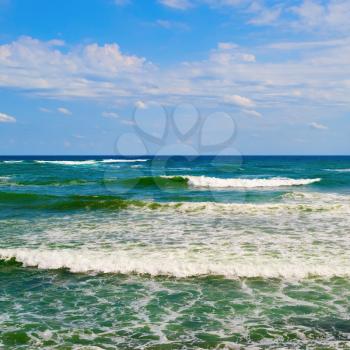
2,160,23,164
101,159,148,163
1,156,350,349
325,168,350,173
35,160,98,165
163,176,321,188
1,248,350,279
34,159,148,165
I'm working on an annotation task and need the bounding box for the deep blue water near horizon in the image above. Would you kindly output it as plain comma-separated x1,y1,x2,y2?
1,155,350,349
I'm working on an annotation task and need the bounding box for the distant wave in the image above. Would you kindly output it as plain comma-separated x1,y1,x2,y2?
34,159,148,165
162,176,321,188
1,248,350,279
2,160,23,164
35,160,97,165
101,159,148,163
325,168,350,173
0,176,10,182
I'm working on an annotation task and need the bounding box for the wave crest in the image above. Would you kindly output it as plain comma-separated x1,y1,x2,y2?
1,248,349,279
163,176,321,188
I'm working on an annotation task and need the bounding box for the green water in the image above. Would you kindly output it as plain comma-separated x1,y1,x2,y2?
1,156,350,349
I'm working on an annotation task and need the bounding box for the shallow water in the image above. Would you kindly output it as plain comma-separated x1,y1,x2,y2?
1,156,350,349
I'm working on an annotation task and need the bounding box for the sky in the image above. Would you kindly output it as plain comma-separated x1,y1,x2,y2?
0,0,349,155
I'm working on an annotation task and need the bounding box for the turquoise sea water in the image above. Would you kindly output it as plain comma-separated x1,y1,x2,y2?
1,156,350,349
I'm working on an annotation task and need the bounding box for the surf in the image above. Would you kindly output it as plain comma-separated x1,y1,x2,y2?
1,248,350,279
161,175,321,188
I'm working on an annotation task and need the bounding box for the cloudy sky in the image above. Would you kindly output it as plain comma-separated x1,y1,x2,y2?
0,0,349,155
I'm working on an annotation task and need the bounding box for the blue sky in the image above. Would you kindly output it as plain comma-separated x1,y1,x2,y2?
0,0,349,155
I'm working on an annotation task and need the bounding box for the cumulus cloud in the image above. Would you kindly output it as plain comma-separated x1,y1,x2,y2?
0,36,151,99
0,35,350,112
309,122,328,130
290,0,350,32
224,95,255,108
58,107,72,115
0,112,16,123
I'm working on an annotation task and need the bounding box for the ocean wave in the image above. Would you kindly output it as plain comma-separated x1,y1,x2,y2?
35,160,97,165
0,176,10,182
163,176,321,188
1,248,350,279
2,160,23,164
325,168,350,173
34,159,148,165
0,191,347,213
101,159,148,163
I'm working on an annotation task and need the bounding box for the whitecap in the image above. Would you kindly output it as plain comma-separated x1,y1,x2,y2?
325,168,350,173
35,160,97,165
1,248,349,280
2,160,23,164
101,159,149,163
163,175,321,188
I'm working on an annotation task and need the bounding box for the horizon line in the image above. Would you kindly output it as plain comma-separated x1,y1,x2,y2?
1,155,350,157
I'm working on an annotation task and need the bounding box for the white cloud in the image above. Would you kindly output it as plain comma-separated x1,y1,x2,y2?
218,42,238,50
158,0,191,10
102,111,120,119
243,109,262,118
249,7,282,25
58,107,72,115
0,112,16,123
209,42,256,65
0,36,151,99
309,122,328,130
225,95,255,108
290,0,350,32
266,38,347,50
0,35,350,112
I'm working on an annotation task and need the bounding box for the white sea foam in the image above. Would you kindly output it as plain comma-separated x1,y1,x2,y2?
0,176,10,182
164,176,321,188
1,248,349,279
101,159,148,163
35,159,148,165
35,160,97,165
2,160,23,164
325,168,350,173
170,201,348,214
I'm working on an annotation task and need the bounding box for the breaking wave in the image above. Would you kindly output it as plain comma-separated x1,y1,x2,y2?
1,160,23,164
1,248,350,279
34,159,148,165
162,176,321,188
325,168,350,173
35,160,97,165
0,191,347,213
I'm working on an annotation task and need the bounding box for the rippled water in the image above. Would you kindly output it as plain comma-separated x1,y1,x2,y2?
1,156,350,349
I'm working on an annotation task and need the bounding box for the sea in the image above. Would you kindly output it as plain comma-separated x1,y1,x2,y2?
1,155,350,349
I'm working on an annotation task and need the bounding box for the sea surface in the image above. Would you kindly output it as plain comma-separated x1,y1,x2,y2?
1,156,350,349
